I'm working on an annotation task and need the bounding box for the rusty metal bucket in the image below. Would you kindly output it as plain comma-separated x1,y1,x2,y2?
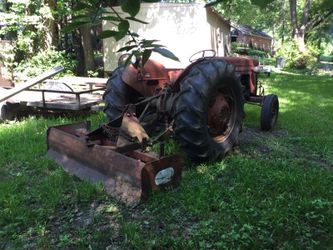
47,121,182,205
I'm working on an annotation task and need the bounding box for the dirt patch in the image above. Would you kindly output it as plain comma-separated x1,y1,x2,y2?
235,126,288,155
235,126,333,171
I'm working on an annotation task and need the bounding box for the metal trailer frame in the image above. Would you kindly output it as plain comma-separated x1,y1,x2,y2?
0,66,107,120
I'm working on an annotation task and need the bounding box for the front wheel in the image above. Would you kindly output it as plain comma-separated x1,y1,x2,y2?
260,94,279,131
173,58,244,162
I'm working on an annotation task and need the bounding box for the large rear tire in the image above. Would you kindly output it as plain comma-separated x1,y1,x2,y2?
173,59,244,162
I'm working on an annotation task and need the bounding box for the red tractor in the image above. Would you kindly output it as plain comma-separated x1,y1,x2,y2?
46,50,279,204
103,50,279,162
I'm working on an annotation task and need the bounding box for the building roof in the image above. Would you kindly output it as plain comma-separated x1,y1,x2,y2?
206,6,231,27
231,23,272,40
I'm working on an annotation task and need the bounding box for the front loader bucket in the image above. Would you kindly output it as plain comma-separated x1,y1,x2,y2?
47,122,182,205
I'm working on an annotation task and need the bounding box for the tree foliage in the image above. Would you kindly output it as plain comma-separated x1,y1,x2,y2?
1,0,332,74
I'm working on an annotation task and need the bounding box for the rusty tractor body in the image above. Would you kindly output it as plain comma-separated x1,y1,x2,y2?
47,50,279,204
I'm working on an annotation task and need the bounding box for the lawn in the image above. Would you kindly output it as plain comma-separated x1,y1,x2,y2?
1,72,332,249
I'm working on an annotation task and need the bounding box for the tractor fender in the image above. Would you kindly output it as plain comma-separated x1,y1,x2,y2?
172,57,234,91
122,59,170,97
172,58,205,92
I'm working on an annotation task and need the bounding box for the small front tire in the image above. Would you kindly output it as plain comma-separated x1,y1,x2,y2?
260,94,279,131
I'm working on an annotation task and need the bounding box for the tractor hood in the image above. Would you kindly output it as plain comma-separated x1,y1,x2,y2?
122,59,170,97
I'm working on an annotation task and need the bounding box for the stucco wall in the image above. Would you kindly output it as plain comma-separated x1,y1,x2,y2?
206,8,230,57
103,3,230,72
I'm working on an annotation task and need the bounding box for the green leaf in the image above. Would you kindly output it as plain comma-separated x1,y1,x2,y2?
73,2,91,11
142,49,152,66
250,0,275,8
152,48,179,61
204,0,228,7
101,15,120,22
126,16,148,24
118,20,130,34
141,39,160,47
121,0,140,17
117,45,137,52
98,30,120,39
116,20,130,41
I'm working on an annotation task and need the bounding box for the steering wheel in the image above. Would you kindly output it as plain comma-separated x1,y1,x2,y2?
189,50,216,63
118,53,131,66
118,53,141,67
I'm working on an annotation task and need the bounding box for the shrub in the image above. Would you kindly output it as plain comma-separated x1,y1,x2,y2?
248,49,267,57
15,49,77,78
231,42,268,58
319,55,333,62
276,41,318,70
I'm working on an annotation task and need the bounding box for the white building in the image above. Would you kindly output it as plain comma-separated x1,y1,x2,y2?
103,3,231,73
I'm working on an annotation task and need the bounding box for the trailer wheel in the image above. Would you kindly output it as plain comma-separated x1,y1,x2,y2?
260,94,279,131
174,58,244,162
0,103,15,121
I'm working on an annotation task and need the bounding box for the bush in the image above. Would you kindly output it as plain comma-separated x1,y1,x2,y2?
248,49,267,57
231,42,268,58
319,55,333,62
15,49,77,78
276,41,318,70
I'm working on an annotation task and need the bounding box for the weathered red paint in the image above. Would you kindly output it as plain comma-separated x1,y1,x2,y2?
47,122,182,205
223,56,259,94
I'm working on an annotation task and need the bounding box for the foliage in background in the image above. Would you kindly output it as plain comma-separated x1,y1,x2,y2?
1,0,332,75
0,40,15,80
276,40,327,71
15,49,77,78
231,42,268,57
217,0,333,68
1,0,55,59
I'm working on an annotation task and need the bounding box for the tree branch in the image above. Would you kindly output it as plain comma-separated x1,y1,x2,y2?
306,10,333,32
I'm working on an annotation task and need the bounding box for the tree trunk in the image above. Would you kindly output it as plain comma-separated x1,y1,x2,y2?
294,31,306,52
42,0,56,50
289,0,311,52
79,24,95,74
289,0,298,38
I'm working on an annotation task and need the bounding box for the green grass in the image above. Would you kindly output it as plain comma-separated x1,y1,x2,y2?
1,72,333,249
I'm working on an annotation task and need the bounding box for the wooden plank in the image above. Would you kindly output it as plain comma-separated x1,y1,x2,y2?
0,66,64,103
